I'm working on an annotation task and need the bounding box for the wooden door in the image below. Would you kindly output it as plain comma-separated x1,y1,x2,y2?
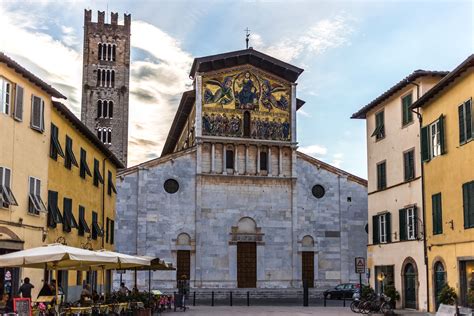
404,264,416,309
177,250,190,285
302,251,314,288
237,242,256,288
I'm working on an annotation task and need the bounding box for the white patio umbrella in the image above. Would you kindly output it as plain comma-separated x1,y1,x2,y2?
95,250,151,269
0,244,119,305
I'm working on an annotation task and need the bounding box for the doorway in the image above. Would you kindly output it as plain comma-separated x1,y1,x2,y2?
176,250,190,286
434,261,446,310
404,263,416,309
237,242,256,288
302,251,314,288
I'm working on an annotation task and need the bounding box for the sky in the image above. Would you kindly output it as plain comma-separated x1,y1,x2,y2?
0,0,472,178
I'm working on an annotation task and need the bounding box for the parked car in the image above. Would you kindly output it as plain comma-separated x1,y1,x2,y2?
324,283,360,299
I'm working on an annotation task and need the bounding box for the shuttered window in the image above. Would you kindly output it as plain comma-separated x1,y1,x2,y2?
47,190,63,228
50,123,65,160
107,170,117,195
78,205,90,236
377,161,387,190
13,85,24,121
402,93,413,126
462,181,474,229
93,159,103,187
432,193,443,235
91,211,103,240
400,207,417,241
371,110,385,140
65,135,79,169
80,148,92,179
373,213,391,244
31,95,45,132
28,177,46,215
62,197,78,232
106,217,110,243
0,167,18,208
403,149,415,181
458,98,473,144
0,78,12,115
110,219,114,244
421,115,446,162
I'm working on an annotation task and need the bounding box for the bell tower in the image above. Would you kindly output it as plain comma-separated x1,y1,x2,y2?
81,9,131,167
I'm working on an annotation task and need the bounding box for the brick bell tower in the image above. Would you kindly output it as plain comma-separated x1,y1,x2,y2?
81,9,131,167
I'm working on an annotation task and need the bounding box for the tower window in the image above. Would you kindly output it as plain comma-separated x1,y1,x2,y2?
243,111,251,137
226,149,234,169
260,151,268,171
98,43,102,61
98,43,117,62
97,69,115,88
112,45,116,61
97,127,112,144
97,100,113,118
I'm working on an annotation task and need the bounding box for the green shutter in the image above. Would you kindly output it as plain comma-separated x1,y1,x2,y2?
399,209,407,241
414,206,419,238
421,126,430,162
402,94,413,125
463,183,469,228
373,215,379,245
432,193,443,234
439,115,446,155
403,152,409,181
466,100,472,141
459,104,466,143
386,213,392,243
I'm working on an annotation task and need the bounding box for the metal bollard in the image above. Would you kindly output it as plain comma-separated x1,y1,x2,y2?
193,291,196,306
230,291,233,306
303,281,308,307
324,295,326,307
212,291,214,306
247,291,250,306
343,295,346,307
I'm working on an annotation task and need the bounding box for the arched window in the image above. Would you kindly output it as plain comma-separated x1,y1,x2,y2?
112,45,116,62
226,149,234,169
243,111,251,137
97,128,112,144
101,69,106,87
97,100,102,118
102,44,106,61
260,150,268,171
98,43,103,61
107,44,112,61
107,129,112,144
97,70,101,86
108,101,113,118
106,70,111,88
111,70,115,88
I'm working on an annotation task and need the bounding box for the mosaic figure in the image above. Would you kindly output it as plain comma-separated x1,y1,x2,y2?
251,117,290,141
202,113,242,136
234,71,259,110
203,77,234,106
260,80,290,111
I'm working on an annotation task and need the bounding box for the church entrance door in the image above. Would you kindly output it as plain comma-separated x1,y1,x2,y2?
177,250,190,286
302,251,314,288
237,242,257,288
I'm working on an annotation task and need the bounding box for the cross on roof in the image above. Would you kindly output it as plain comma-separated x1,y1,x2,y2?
245,27,251,49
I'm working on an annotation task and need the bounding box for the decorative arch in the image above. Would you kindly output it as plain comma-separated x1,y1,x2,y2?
400,256,419,309
177,233,191,246
301,235,314,247
237,217,257,234
230,217,264,244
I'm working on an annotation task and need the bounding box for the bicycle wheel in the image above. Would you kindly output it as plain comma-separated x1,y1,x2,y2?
380,302,392,314
350,300,359,313
359,301,371,314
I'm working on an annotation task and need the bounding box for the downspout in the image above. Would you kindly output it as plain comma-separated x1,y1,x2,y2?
102,155,112,249
409,80,430,311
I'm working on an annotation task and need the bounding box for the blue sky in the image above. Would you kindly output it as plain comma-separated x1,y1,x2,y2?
0,0,472,177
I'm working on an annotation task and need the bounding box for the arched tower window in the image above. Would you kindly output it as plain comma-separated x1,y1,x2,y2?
107,44,112,61
226,149,234,169
243,111,251,137
111,70,115,88
98,43,102,61
260,150,268,171
108,101,113,118
112,45,116,62
97,100,102,118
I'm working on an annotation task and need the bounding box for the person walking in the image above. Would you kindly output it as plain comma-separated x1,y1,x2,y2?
18,277,34,299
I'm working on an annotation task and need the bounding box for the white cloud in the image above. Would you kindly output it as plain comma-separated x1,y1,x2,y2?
331,159,343,168
297,109,312,118
299,144,328,156
253,14,353,63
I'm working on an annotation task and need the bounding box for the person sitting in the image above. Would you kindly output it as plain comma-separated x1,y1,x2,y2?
0,293,13,313
119,282,129,296
80,284,92,305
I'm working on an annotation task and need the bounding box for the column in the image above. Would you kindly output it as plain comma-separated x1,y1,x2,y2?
245,144,249,175
278,146,283,177
268,146,272,176
195,75,203,138
234,145,239,174
290,83,297,143
211,143,215,173
223,144,227,175
256,146,260,175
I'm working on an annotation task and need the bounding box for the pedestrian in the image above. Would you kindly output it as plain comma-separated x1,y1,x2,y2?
18,277,34,298
119,282,129,295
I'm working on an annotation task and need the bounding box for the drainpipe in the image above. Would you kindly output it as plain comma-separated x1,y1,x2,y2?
102,155,112,249
409,80,430,311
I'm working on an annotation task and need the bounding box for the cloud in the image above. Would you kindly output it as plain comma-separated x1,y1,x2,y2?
299,144,328,156
297,109,312,118
252,14,354,63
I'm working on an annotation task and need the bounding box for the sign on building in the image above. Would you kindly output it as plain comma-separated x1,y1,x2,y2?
355,257,365,274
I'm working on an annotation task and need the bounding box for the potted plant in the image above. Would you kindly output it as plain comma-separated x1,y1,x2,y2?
383,284,400,309
467,289,474,308
361,285,375,300
437,284,458,306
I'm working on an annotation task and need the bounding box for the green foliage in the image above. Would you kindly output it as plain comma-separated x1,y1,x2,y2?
467,289,474,308
361,285,375,300
383,284,400,302
437,284,458,306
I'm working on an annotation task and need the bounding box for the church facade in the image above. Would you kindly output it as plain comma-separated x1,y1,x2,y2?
115,49,368,290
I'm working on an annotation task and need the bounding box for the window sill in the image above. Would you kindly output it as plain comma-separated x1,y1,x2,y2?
460,138,474,147
402,121,415,129
374,136,385,143
27,211,41,217
30,126,44,133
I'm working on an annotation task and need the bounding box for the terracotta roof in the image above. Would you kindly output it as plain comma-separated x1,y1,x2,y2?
190,48,304,83
161,90,196,157
351,70,448,119
411,54,474,109
52,101,124,169
297,151,368,187
0,52,66,99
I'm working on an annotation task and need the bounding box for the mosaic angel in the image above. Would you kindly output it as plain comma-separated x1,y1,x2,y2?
203,76,234,105
260,80,289,111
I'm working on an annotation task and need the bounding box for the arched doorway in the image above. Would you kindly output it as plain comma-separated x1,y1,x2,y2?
236,217,257,288
434,261,446,310
404,263,416,308
301,235,315,288
176,233,191,286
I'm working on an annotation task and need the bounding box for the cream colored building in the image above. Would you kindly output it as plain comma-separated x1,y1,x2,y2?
352,70,447,311
0,52,65,298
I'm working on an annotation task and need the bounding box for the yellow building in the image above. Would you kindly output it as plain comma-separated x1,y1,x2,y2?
412,54,474,311
0,52,65,298
47,101,123,300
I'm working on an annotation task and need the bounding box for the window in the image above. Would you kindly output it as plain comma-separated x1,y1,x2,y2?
0,77,12,115
64,136,78,169
28,177,46,215
97,128,112,144
372,213,391,244
399,207,417,241
164,179,179,194
421,115,446,161
13,85,24,121
432,193,443,235
105,217,115,244
30,95,45,132
80,148,92,179
402,93,413,126
0,167,18,208
403,149,415,181
97,100,113,119
377,161,387,190
372,110,385,140
97,69,115,87
50,123,65,160
226,149,234,169
98,43,116,62
78,205,90,236
243,111,251,137
62,197,78,232
91,211,103,240
106,218,110,243
47,191,63,228
260,151,268,171
107,170,116,196
458,98,473,144
312,185,325,199
93,159,103,187
462,180,474,229
110,219,114,244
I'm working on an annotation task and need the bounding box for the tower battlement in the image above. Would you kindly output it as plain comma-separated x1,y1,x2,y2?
84,9,131,29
